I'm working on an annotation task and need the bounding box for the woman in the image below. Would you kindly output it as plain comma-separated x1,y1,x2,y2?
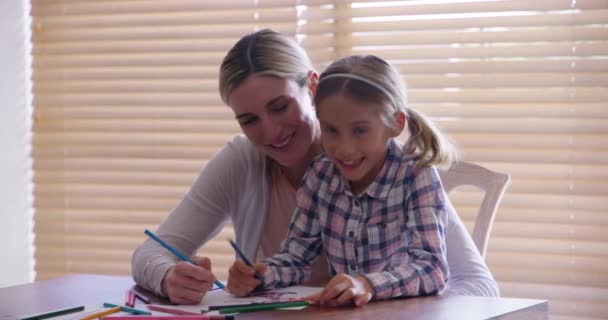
131,29,498,305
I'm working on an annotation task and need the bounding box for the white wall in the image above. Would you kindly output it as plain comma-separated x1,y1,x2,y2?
0,0,35,287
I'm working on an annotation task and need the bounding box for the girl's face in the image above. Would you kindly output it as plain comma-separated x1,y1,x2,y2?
229,75,320,168
317,94,400,194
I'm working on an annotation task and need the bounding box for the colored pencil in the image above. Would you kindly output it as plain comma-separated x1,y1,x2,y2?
130,287,152,304
125,290,136,308
207,300,302,311
144,229,225,290
146,305,199,315
228,240,264,282
21,306,85,320
103,303,151,315
79,306,121,320
218,300,310,314
103,316,233,320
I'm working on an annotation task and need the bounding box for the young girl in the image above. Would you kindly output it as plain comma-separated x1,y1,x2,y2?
227,54,457,307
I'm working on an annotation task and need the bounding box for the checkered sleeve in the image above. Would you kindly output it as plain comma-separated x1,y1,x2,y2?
363,166,449,299
262,164,324,288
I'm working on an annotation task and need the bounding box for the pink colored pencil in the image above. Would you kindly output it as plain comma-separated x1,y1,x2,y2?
125,290,136,307
103,316,232,320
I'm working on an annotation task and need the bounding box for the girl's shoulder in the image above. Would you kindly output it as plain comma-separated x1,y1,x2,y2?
301,153,340,188
396,163,442,195
388,140,441,184
310,152,336,174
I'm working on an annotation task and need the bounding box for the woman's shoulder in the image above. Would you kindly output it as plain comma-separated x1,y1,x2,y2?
219,134,266,168
195,134,266,187
224,134,261,156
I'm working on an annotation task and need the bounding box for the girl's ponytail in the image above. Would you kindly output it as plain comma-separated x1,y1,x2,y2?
404,108,459,170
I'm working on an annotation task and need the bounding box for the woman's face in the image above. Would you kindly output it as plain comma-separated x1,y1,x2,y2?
228,74,319,168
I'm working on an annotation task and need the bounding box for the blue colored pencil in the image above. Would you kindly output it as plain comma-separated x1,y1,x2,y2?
103,303,151,315
144,229,226,289
228,240,264,282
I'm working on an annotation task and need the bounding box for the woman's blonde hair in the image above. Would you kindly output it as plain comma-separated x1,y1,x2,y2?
219,29,314,105
314,55,458,169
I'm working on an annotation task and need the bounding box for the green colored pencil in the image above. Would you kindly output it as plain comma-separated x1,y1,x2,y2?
21,305,85,320
218,300,310,314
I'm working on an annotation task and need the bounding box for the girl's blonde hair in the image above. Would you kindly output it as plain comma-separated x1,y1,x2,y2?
314,55,458,169
219,29,314,105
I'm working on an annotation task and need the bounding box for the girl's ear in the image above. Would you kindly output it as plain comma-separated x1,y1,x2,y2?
307,71,319,98
391,111,406,137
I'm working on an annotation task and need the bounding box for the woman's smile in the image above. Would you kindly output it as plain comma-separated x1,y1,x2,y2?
270,131,295,149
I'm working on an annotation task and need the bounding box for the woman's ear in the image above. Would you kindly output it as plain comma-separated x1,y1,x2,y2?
391,111,406,137
307,71,319,98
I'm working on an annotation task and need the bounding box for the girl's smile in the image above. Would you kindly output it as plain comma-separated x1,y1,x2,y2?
337,157,364,172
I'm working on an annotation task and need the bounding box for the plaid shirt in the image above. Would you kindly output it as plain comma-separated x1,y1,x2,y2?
263,139,449,299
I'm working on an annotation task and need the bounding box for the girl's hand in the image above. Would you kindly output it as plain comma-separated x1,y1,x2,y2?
307,273,374,307
227,260,266,296
161,256,216,305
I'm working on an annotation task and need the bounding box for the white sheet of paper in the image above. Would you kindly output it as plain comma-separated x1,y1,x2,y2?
148,286,322,313
201,286,322,307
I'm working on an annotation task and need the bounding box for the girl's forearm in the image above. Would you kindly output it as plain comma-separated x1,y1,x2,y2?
362,257,448,299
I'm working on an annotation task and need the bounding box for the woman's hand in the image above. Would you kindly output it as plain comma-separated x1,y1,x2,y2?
227,260,266,296
161,256,216,304
306,273,374,307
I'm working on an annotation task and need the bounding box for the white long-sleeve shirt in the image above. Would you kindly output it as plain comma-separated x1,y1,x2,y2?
131,135,499,297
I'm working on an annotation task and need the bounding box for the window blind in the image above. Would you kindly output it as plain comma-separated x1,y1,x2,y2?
31,1,607,319
30,0,326,279
336,1,607,319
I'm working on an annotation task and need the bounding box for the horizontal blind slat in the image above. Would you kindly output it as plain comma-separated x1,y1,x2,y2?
350,42,608,60
346,10,608,32
346,26,608,46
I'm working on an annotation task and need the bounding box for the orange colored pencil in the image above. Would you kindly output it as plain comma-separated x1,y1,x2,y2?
79,306,121,320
